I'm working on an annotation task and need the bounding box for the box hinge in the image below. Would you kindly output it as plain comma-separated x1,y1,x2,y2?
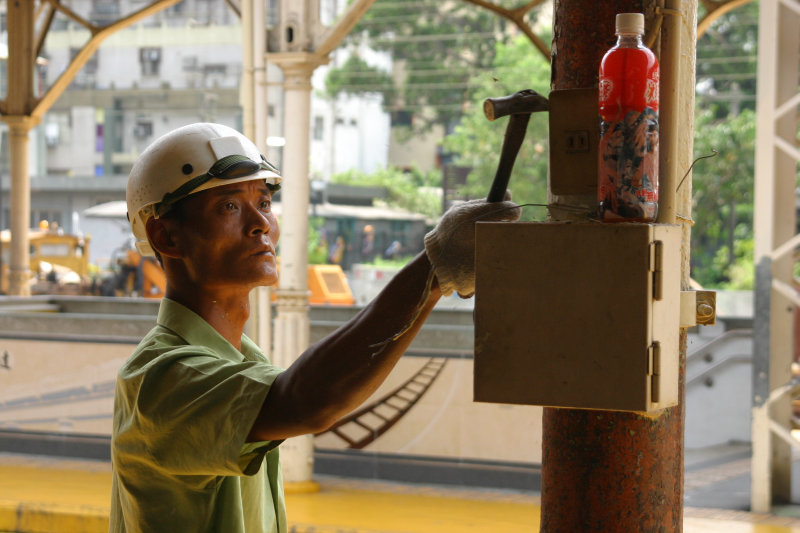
648,342,661,403
649,240,664,301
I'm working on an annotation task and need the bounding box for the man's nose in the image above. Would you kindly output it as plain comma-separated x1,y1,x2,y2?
246,204,271,235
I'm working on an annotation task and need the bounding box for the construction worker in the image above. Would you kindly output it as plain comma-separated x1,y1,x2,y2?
110,122,519,532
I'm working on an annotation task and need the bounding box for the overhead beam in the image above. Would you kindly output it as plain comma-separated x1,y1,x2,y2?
316,0,379,57
6,1,36,116
697,0,756,38
32,0,182,119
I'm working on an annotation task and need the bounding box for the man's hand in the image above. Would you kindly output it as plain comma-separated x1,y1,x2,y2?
424,192,521,298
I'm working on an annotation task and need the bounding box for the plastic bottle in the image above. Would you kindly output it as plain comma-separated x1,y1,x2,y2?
597,12,660,222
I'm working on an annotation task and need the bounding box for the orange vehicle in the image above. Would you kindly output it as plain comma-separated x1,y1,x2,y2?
98,241,166,298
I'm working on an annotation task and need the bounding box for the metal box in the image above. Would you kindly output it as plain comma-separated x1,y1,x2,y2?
474,222,681,414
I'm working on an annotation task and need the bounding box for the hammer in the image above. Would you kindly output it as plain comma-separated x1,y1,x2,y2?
483,89,550,202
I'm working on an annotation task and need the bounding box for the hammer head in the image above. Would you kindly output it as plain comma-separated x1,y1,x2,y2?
484,89,550,121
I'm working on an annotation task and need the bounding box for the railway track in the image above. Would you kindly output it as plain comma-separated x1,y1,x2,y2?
317,357,448,449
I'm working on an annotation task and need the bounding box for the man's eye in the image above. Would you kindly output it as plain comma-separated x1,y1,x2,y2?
259,200,271,210
224,202,237,211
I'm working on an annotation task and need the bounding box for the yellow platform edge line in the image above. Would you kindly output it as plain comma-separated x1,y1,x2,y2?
0,501,377,533
0,499,109,533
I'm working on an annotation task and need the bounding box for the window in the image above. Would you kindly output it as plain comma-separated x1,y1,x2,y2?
96,124,104,153
91,0,120,25
133,120,153,140
70,47,99,88
392,110,413,127
203,64,227,76
267,0,279,27
44,123,60,147
139,47,161,76
182,56,198,71
313,116,324,141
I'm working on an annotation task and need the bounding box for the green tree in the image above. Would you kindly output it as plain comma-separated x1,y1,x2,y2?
441,35,551,214
307,217,329,265
330,166,443,219
690,2,762,288
325,0,511,131
690,108,756,288
696,1,758,118
324,54,395,101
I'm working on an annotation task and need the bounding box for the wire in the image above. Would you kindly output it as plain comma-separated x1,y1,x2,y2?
677,150,719,192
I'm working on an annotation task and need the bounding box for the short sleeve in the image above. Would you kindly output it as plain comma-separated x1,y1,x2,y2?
127,349,283,477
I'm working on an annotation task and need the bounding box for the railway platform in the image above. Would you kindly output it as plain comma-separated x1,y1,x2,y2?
3,447,800,533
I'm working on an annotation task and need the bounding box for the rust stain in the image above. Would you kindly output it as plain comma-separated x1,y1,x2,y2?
544,2,684,531
552,0,647,91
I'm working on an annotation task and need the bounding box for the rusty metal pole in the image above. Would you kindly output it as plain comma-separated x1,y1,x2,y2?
541,1,688,531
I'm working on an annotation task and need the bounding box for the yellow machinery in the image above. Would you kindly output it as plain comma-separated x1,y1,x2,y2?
271,263,355,306
115,248,166,299
307,264,355,306
0,228,91,294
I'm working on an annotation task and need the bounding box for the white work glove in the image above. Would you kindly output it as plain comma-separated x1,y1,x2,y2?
424,191,521,298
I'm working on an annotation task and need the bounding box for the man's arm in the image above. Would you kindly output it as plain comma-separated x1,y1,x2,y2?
247,195,520,442
247,251,440,441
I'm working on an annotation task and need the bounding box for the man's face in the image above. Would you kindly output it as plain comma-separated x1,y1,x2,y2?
168,179,280,290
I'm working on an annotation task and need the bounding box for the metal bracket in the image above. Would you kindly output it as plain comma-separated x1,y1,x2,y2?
648,342,661,403
649,240,664,300
680,290,717,327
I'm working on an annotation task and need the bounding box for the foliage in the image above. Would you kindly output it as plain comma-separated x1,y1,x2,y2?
370,254,417,269
713,236,754,290
330,166,442,219
324,1,763,283
324,54,395,101
690,108,756,288
689,3,762,288
696,2,758,118
325,0,509,130
441,35,551,216
307,217,329,265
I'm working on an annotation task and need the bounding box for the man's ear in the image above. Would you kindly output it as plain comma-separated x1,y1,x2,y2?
145,217,182,259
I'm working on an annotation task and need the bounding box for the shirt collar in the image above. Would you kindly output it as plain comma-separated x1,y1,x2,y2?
157,297,259,362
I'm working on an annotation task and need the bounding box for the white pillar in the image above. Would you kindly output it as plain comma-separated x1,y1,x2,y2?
241,0,255,140
751,0,800,510
268,52,327,487
252,1,273,360
241,0,273,358
253,0,269,157
5,117,38,296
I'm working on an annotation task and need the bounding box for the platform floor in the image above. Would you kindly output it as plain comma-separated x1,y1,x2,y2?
3,450,800,533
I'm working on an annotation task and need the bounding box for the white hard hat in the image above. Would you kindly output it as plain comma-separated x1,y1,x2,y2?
126,122,281,256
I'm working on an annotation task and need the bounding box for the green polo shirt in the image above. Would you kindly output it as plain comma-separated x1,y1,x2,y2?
110,298,286,533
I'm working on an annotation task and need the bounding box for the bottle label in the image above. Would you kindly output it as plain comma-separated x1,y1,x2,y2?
645,70,660,106
598,107,659,221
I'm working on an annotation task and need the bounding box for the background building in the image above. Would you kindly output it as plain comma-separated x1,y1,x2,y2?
0,0,418,268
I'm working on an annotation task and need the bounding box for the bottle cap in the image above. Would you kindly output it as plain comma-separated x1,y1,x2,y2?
616,13,644,35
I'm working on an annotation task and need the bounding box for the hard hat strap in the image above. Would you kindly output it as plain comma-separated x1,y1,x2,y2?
155,155,272,216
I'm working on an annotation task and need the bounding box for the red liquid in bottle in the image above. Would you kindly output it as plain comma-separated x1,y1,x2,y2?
598,15,659,222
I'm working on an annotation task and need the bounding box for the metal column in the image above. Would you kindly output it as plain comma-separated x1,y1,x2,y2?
541,1,697,530
751,0,800,513
266,0,377,486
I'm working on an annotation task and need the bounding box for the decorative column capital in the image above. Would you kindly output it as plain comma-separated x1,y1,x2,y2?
267,52,329,90
273,288,311,313
2,115,41,134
